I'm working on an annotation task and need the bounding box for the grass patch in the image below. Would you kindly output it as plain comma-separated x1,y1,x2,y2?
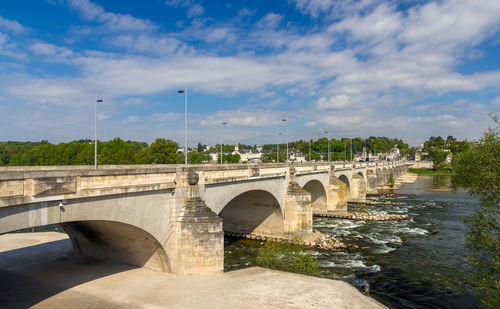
409,168,454,175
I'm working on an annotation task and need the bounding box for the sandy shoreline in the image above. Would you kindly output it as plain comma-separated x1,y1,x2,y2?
0,232,385,308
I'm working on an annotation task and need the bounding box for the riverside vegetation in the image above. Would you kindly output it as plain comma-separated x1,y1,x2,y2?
452,115,500,309
256,236,320,276
0,136,414,166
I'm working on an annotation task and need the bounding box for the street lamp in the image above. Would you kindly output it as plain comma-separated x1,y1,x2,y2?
220,122,227,164
281,119,288,163
350,137,353,163
276,132,282,163
94,98,103,170
324,130,330,162
177,86,188,167
309,139,312,162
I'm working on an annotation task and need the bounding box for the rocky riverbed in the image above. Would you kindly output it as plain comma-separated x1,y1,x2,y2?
349,199,405,206
314,211,409,221
312,233,348,250
224,230,347,251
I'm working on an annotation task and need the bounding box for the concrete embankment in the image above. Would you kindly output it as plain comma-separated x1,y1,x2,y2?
0,232,386,309
379,172,418,190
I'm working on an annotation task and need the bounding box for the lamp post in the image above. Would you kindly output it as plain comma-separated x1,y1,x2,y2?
177,86,188,167
350,137,353,163
220,122,227,164
324,130,330,162
344,140,347,162
94,98,103,170
276,132,282,163
281,119,288,163
309,139,312,162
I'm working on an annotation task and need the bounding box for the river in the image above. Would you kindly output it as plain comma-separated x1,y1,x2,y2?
224,175,481,308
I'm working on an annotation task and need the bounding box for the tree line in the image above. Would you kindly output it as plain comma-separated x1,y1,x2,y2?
422,135,471,170
1,135,467,166
262,136,410,162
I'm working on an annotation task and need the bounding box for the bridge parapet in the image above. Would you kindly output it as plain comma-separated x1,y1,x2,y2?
0,161,410,209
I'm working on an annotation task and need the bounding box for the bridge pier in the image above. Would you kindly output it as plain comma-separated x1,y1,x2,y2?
283,167,312,233
326,172,348,212
366,170,378,194
349,174,366,202
173,171,224,275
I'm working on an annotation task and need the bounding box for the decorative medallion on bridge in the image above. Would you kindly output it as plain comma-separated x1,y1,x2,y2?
330,165,335,171
289,164,296,175
250,167,260,177
187,169,199,186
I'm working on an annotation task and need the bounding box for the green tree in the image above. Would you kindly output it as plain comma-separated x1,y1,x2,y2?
430,149,448,170
217,153,241,163
188,151,211,164
388,172,395,188
137,138,179,164
452,118,500,308
99,138,135,164
0,144,8,165
305,150,321,161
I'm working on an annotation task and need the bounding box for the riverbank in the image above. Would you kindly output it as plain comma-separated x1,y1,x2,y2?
408,168,454,175
0,232,385,308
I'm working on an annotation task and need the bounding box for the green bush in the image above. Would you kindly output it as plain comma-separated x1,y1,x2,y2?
256,236,319,276
388,172,395,188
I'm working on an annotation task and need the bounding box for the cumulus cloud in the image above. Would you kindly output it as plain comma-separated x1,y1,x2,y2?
1,0,500,144
165,0,204,18
67,0,157,31
29,42,74,60
0,16,26,34
315,95,350,110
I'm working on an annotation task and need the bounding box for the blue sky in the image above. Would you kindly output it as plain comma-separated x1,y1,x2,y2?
1,0,499,146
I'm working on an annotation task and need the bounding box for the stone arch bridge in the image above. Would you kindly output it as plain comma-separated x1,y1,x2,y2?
0,161,409,275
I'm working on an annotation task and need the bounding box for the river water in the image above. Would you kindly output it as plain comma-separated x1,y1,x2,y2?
224,175,481,308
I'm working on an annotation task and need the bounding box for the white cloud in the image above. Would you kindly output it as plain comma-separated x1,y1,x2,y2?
199,110,283,127
0,16,26,34
188,3,204,18
315,95,350,110
238,8,256,17
29,42,74,59
105,34,193,55
330,4,402,44
67,0,157,32
123,112,180,124
258,13,284,29
165,0,204,18
1,0,499,145
205,28,236,43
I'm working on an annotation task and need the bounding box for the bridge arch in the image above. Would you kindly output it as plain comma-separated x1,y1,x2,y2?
61,220,169,271
338,174,350,193
219,189,284,235
357,171,364,178
302,180,327,211
0,191,174,272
